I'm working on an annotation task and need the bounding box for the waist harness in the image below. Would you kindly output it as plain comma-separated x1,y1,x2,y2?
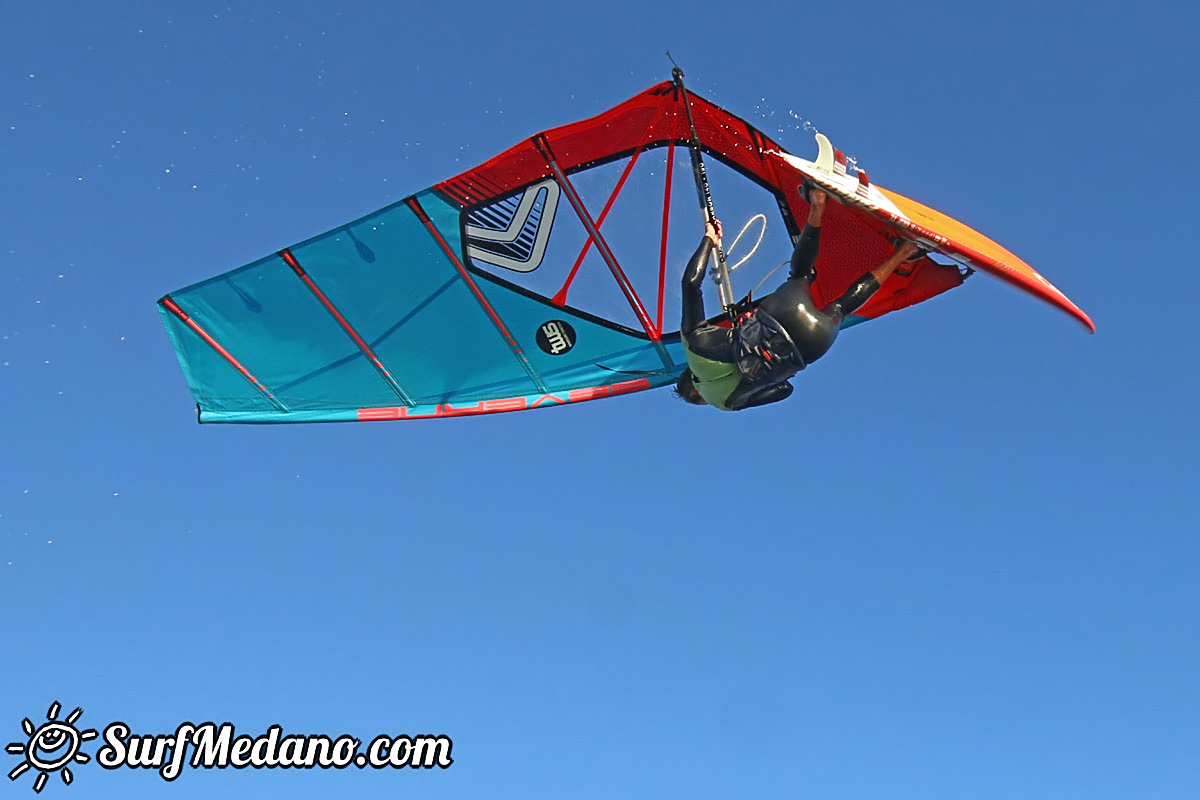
733,308,805,384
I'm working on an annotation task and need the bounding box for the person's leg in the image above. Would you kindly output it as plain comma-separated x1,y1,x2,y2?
788,189,826,281
822,240,921,320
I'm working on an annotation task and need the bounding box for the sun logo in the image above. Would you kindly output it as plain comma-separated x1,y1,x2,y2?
6,702,97,793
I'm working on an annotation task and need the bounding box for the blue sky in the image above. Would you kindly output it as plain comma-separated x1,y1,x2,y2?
2,1,1197,797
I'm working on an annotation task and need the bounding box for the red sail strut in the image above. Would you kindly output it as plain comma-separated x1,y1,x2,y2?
406,196,550,394
552,145,645,307
533,135,672,369
280,249,415,406
159,295,288,412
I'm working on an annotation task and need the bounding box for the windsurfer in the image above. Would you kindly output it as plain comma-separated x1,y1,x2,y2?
675,189,921,410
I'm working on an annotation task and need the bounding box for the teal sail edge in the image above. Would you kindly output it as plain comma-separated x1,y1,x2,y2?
195,360,683,424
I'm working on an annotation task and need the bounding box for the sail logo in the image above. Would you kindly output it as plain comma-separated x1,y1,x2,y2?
536,320,576,355
464,180,560,273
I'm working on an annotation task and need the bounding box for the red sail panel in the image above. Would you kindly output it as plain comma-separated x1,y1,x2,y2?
437,82,965,327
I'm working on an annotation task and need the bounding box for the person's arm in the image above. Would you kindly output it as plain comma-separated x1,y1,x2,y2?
824,239,923,318
681,238,712,335
870,240,920,284
726,380,793,411
680,220,725,335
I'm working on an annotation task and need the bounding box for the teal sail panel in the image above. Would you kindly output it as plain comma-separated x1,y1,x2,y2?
160,191,684,423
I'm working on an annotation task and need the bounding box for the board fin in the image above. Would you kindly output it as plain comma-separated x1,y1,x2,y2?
814,133,834,173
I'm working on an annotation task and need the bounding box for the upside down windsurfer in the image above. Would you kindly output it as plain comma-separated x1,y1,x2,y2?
675,189,921,410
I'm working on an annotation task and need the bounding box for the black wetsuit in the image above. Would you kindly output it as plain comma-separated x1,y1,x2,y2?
681,222,883,410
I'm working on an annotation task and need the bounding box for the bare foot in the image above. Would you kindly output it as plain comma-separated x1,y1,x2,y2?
806,188,826,226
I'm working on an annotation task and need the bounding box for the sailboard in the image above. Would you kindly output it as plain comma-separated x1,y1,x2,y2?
159,79,1087,424
785,134,1095,332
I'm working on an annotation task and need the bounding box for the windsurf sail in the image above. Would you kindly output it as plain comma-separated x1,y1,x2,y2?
159,80,976,423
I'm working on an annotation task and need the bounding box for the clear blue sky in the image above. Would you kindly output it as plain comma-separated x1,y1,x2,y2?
2,1,1196,797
